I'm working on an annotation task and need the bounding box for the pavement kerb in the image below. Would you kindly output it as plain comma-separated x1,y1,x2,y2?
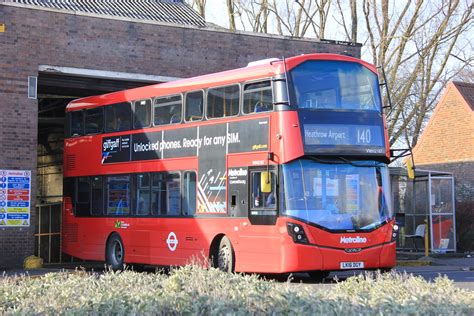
395,265,474,273
397,260,433,267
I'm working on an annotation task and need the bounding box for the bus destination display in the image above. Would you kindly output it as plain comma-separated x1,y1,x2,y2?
303,124,385,155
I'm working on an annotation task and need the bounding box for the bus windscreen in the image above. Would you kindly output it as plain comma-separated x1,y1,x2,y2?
290,60,381,111
282,159,392,231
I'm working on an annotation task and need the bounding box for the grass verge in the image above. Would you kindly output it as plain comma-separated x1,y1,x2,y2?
1,265,473,315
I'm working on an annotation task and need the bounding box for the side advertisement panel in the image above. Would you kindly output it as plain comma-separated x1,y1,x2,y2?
101,118,270,215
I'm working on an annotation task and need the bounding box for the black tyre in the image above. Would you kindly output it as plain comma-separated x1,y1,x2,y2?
216,236,235,273
308,270,330,282
106,234,125,271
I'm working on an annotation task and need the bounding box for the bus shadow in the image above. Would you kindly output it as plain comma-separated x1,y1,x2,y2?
257,272,347,284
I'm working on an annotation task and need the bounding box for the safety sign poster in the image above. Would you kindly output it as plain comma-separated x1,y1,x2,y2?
0,169,31,227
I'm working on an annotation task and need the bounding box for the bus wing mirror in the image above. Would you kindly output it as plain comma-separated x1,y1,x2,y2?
260,171,272,193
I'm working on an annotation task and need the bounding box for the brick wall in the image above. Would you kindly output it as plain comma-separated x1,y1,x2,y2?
413,83,474,165
0,4,360,268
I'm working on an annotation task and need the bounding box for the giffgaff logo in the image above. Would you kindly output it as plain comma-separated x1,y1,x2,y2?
340,236,367,244
103,138,120,151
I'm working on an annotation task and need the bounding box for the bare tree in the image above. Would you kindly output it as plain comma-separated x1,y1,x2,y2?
232,0,331,38
186,0,206,19
350,0,357,42
271,0,331,38
455,67,474,83
361,0,473,147
227,0,237,31
335,0,357,42
233,0,270,33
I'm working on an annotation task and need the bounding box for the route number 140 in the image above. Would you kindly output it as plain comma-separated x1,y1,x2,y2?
357,128,372,144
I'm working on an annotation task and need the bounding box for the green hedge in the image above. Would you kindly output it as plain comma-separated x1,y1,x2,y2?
1,266,473,315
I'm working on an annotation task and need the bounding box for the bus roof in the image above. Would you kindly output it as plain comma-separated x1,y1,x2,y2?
66,53,376,111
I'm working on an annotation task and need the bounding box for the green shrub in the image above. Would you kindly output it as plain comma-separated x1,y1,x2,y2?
0,266,472,315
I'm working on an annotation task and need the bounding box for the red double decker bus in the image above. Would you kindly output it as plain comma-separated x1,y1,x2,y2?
62,53,397,279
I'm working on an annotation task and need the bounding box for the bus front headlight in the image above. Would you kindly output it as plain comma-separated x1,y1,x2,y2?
287,222,309,244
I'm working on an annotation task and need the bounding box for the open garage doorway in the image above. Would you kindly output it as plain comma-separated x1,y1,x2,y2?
35,66,176,263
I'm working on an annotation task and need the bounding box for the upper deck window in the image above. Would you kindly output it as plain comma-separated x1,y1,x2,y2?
70,111,84,136
290,61,381,111
133,99,152,129
185,91,204,122
105,102,132,132
154,95,182,126
85,108,103,134
207,85,239,119
243,81,273,114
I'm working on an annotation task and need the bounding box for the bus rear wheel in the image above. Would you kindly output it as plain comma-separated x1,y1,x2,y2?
106,234,125,271
217,236,235,273
308,271,329,282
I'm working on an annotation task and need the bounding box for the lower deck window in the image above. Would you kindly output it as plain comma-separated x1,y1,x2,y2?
183,171,197,215
76,177,90,216
152,173,181,216
107,175,131,215
135,173,151,216
91,176,103,215
70,171,197,217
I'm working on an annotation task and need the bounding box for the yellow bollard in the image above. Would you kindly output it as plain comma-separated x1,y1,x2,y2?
23,255,43,269
424,219,429,257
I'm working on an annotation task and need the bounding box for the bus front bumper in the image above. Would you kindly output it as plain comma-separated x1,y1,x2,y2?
281,241,396,273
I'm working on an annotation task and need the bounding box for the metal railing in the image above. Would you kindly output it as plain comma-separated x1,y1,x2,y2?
35,203,62,264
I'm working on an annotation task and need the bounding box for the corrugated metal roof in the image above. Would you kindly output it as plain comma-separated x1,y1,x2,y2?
7,0,206,27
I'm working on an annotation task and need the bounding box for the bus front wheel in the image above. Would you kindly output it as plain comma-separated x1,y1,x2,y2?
217,236,235,273
106,234,125,271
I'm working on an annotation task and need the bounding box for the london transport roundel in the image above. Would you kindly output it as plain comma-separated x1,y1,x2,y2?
166,232,178,252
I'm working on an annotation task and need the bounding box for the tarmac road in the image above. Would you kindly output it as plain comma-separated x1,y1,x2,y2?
282,265,474,290
2,257,473,290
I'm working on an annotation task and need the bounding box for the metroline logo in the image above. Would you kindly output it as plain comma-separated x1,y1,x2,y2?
340,236,367,244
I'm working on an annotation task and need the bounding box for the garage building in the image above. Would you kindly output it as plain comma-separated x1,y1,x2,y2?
0,0,360,268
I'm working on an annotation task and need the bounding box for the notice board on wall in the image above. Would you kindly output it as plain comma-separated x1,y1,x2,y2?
0,169,31,227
